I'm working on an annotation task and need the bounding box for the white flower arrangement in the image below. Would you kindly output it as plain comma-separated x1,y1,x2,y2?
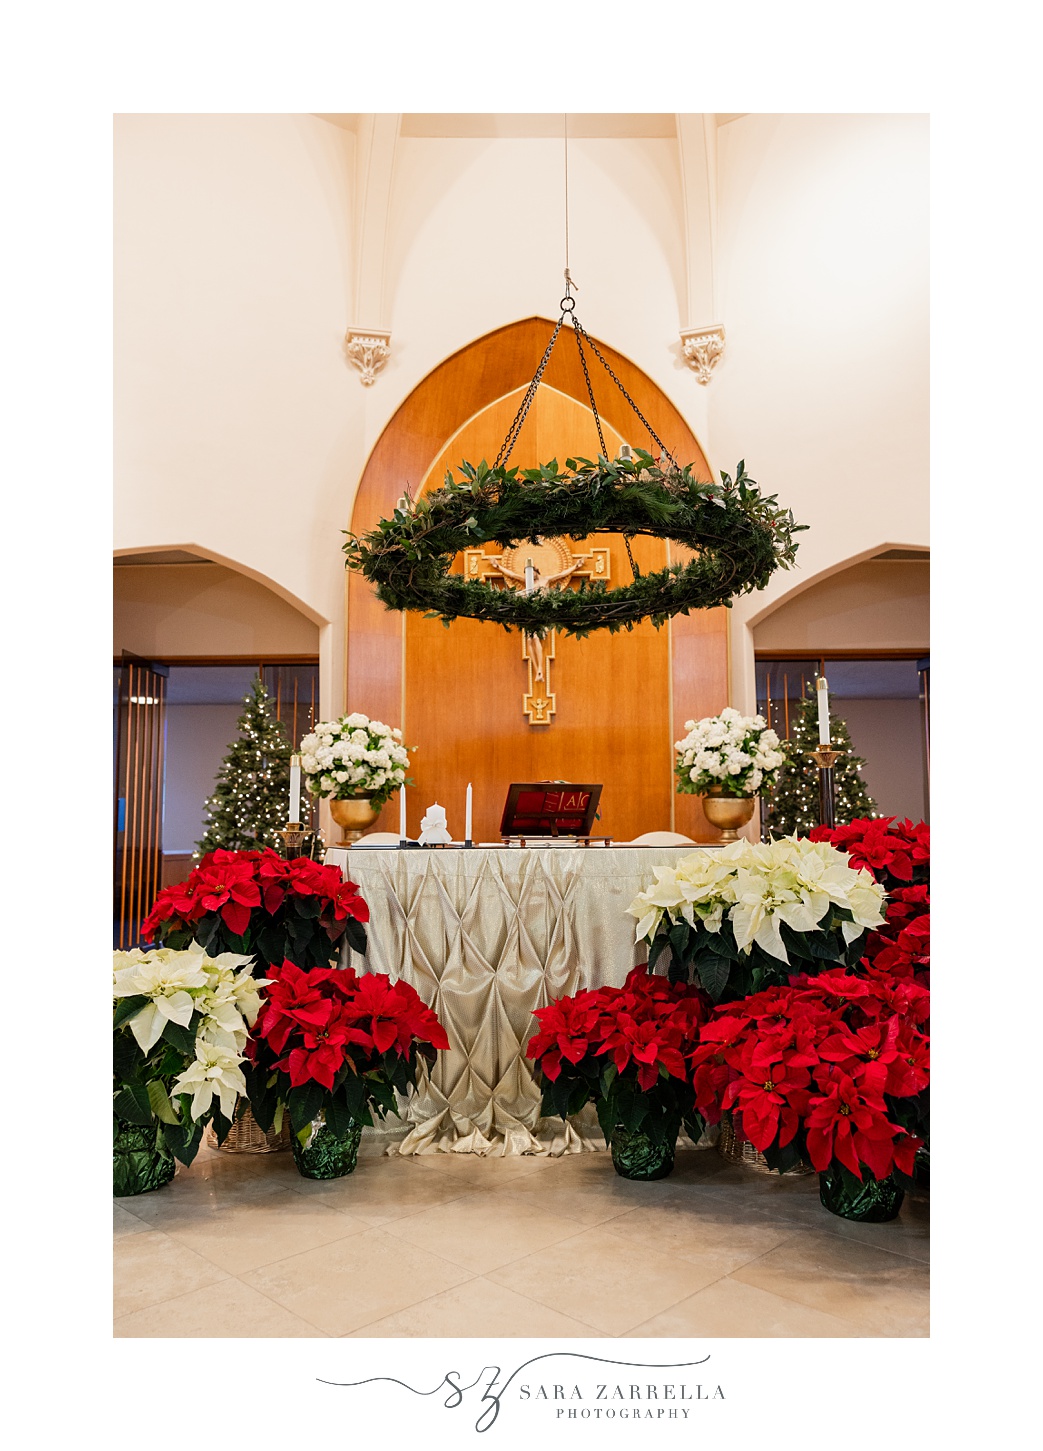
627,836,886,968
299,714,413,810
674,707,785,798
113,944,268,1129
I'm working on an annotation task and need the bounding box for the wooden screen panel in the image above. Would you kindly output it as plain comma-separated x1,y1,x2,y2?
114,655,167,947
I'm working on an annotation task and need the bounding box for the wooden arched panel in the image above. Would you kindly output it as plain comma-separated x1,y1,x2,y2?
347,318,728,841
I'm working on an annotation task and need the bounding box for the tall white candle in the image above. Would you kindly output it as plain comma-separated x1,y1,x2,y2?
465,782,473,842
400,787,407,841
816,676,831,745
288,754,301,822
524,559,535,594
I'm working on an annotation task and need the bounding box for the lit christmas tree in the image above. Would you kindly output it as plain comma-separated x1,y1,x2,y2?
196,676,323,859
762,687,878,839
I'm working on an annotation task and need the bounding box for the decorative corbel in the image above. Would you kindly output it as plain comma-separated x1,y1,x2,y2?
680,324,726,385
345,328,392,386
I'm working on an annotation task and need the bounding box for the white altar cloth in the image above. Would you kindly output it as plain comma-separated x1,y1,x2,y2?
324,843,718,1155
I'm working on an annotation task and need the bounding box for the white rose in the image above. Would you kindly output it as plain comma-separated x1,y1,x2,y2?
684,720,695,732
335,770,349,783
392,728,403,740
345,712,369,728
301,754,318,773
299,734,318,753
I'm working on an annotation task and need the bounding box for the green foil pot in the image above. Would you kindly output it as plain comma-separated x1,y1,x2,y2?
819,1164,904,1222
113,1118,176,1197
609,1124,676,1181
292,1115,363,1180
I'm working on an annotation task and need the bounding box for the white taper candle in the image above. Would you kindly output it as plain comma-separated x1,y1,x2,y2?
399,787,407,842
816,677,830,745
465,782,473,842
289,754,301,822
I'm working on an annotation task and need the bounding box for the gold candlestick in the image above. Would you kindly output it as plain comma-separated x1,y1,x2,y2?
281,822,306,856
809,748,841,829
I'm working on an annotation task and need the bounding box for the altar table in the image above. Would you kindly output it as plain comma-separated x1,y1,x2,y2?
325,843,718,1156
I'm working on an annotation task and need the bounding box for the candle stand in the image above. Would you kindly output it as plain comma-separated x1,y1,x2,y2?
281,822,306,857
809,747,840,829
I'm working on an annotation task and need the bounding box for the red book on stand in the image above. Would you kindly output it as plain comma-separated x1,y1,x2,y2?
499,783,602,838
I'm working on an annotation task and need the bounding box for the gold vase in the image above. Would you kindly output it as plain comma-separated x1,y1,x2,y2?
329,795,380,846
700,788,756,843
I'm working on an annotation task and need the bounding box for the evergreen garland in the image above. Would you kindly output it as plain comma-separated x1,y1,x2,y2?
344,454,806,638
195,676,323,860
763,688,878,839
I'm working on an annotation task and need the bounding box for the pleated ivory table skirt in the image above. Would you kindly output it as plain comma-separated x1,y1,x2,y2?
325,844,715,1156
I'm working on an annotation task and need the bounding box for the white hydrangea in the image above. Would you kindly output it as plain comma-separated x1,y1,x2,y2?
674,709,787,798
298,712,412,807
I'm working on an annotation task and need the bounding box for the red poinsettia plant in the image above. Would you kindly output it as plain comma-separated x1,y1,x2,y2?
246,960,450,1138
689,968,929,1188
526,967,711,1148
811,816,930,988
809,816,929,892
142,848,369,973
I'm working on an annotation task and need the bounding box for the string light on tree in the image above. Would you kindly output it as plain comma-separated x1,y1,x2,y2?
762,686,877,839
196,676,323,859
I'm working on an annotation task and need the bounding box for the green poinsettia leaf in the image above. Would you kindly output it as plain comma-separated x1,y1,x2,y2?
146,1080,181,1125
113,1084,153,1126
696,954,732,1002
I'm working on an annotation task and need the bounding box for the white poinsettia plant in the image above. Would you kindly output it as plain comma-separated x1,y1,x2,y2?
299,713,414,811
675,707,785,798
113,944,269,1165
627,836,886,1002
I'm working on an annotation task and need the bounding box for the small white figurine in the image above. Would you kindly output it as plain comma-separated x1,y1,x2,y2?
418,802,453,845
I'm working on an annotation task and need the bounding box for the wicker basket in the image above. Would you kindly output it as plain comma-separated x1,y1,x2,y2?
717,1112,814,1176
207,1106,291,1154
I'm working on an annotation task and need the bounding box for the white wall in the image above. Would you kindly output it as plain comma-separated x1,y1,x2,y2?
114,114,928,725
114,563,321,657
841,697,927,823
711,115,929,709
114,114,357,713
162,703,243,853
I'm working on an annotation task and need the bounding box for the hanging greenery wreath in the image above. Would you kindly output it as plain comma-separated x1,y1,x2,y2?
343,451,806,639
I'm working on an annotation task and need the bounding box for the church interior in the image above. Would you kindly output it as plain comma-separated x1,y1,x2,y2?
113,111,929,1343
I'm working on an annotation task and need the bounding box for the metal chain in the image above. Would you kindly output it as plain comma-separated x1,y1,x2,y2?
492,303,674,584
494,316,565,468
573,320,641,579
572,325,608,458
574,320,679,468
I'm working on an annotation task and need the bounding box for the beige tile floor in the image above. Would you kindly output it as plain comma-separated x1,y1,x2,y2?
114,1134,929,1338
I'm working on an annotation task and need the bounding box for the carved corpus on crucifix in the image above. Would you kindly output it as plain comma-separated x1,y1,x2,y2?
462,537,611,725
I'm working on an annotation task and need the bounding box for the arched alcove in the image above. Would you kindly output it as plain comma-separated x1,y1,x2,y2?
346,317,730,842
